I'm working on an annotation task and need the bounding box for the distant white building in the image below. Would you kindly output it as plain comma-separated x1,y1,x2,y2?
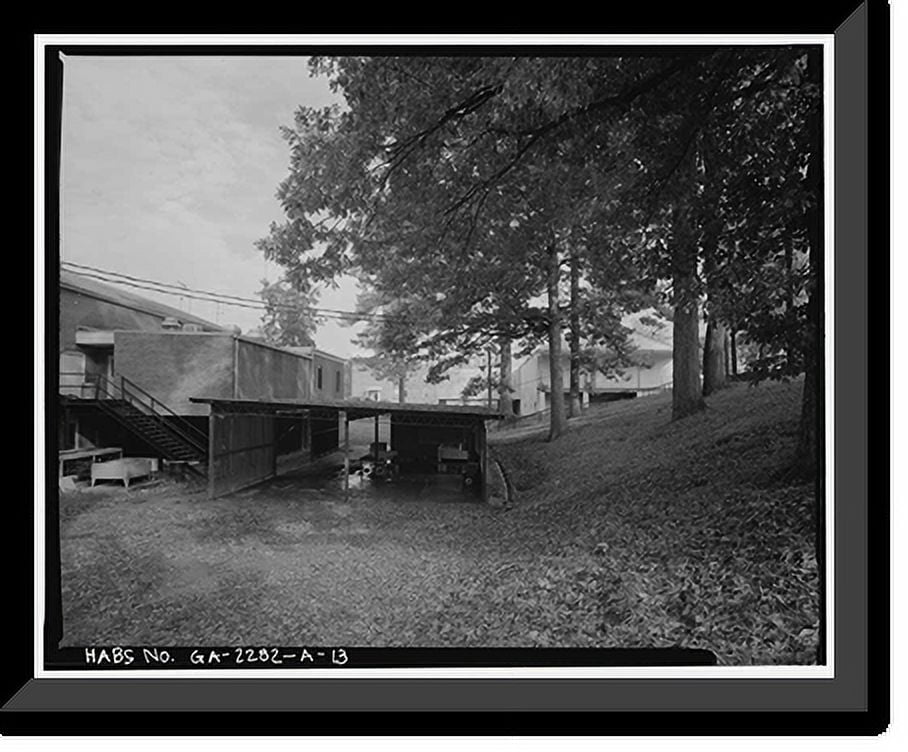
512,321,675,417
349,357,490,406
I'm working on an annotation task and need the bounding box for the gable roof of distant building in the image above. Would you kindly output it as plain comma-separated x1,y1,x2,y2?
60,268,227,332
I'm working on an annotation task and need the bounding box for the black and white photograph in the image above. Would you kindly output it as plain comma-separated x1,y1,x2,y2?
0,0,892,732
43,41,834,670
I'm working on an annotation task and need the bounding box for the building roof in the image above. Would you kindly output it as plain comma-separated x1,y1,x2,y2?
190,396,504,422
60,269,356,368
287,346,348,364
514,328,672,374
60,268,227,332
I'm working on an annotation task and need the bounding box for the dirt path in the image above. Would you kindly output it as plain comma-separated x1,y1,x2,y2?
60,473,518,646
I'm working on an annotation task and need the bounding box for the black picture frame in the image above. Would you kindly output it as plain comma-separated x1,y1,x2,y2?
5,1,889,735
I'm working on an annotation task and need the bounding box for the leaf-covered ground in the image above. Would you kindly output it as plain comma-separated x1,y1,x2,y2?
59,379,819,664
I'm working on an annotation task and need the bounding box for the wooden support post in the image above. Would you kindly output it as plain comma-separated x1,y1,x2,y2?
207,410,216,500
342,411,350,500
271,415,278,479
374,414,380,452
480,421,490,503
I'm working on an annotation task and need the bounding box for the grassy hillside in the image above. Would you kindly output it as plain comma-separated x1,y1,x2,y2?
479,378,820,663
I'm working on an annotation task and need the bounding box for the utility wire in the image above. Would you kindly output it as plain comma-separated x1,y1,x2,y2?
60,261,400,323
66,268,363,322
61,261,385,320
64,261,276,304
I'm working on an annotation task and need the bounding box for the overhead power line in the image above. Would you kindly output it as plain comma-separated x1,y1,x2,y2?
60,261,398,324
64,261,272,304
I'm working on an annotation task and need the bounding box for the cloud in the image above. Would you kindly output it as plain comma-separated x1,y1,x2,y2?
60,55,365,353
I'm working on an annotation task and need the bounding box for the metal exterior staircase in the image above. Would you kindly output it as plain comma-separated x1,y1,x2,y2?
97,400,205,462
66,373,208,472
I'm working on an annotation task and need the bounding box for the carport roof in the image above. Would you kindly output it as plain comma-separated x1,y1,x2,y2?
189,396,505,421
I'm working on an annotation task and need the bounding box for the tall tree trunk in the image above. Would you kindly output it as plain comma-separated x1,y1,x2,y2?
784,235,797,371
798,314,819,475
497,336,514,418
723,331,731,378
702,317,728,396
567,253,583,418
730,328,738,375
397,375,406,404
486,349,494,407
797,49,823,479
798,49,824,664
701,215,726,398
671,202,705,420
546,243,567,441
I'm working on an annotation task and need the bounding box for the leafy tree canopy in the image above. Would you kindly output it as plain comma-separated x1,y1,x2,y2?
257,277,320,348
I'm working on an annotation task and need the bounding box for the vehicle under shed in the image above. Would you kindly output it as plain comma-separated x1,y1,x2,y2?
189,397,503,501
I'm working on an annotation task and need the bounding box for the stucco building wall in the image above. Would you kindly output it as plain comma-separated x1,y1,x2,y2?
236,339,312,402
113,332,236,416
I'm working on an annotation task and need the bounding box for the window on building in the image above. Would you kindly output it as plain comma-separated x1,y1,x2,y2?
316,366,323,390
335,370,342,394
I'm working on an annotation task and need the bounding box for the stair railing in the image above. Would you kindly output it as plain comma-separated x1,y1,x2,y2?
92,373,208,459
119,375,208,449
58,371,101,399
77,372,121,401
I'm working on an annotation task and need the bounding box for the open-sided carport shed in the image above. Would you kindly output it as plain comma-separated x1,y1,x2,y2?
189,397,503,501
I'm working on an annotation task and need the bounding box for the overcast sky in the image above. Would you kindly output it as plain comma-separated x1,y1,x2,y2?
61,55,366,358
